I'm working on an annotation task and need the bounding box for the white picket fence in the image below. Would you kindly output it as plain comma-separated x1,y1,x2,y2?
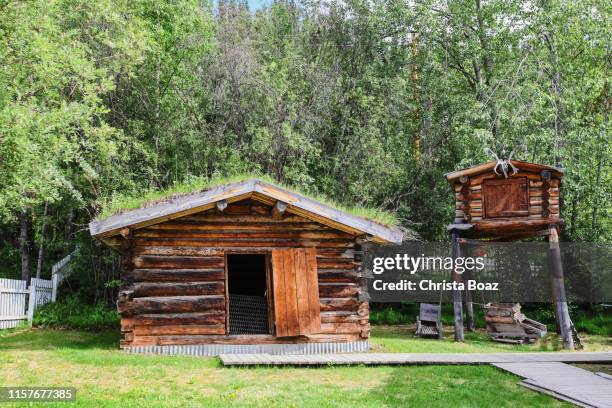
0,278,28,329
0,250,76,329
51,250,76,302
26,278,53,323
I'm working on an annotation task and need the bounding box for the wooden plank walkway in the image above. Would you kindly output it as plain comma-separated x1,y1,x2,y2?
493,362,612,408
219,351,612,366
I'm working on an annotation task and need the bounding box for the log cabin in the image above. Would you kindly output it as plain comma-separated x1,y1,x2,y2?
89,179,403,355
445,160,565,240
445,160,575,349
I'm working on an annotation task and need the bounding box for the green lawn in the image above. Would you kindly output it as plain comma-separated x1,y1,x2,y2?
2,326,604,407
371,325,612,353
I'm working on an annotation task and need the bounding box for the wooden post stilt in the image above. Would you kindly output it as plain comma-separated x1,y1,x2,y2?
549,268,561,334
548,225,574,349
463,245,475,332
464,287,475,332
451,231,464,341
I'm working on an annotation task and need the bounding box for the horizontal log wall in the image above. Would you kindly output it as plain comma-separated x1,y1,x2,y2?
453,171,562,234
118,199,367,348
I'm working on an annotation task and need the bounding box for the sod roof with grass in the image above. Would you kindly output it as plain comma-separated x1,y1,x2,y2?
90,177,406,244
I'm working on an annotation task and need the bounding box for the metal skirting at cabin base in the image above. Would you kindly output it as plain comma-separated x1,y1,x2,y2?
124,341,369,357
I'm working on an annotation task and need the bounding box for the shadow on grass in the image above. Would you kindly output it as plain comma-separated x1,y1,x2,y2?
0,327,120,351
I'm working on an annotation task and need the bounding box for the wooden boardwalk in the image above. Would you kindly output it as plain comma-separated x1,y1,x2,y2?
494,362,612,408
219,351,612,366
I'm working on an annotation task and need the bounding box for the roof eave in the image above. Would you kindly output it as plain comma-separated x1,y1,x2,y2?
445,160,564,183
89,179,257,238
252,180,403,244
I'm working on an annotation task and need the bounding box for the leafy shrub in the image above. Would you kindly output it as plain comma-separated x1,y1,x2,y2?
33,295,119,330
370,308,414,325
519,304,611,336
571,307,611,337
370,303,611,337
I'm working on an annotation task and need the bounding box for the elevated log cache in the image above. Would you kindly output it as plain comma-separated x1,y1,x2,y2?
446,160,564,239
446,160,575,350
117,199,369,348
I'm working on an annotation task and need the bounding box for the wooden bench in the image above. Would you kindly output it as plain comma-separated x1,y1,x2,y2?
415,303,443,339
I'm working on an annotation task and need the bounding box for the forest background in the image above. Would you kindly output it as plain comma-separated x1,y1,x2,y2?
0,0,609,306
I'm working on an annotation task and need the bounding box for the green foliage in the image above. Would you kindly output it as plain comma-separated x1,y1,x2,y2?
370,304,418,325
372,303,611,337
561,306,611,337
0,0,609,295
33,295,119,330
532,304,612,337
370,308,412,325
0,0,151,221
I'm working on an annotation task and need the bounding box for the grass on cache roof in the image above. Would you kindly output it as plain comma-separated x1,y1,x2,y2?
96,174,402,228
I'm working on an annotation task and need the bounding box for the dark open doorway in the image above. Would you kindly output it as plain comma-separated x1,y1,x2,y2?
226,254,270,334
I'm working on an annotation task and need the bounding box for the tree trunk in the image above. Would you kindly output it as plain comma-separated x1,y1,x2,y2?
19,212,30,282
548,226,574,349
591,155,602,232
36,202,48,279
64,209,74,241
411,31,421,163
592,82,608,234
543,30,564,167
451,231,464,341
474,0,499,138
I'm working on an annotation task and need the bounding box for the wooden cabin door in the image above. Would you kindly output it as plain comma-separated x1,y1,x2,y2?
271,248,321,337
483,178,529,218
